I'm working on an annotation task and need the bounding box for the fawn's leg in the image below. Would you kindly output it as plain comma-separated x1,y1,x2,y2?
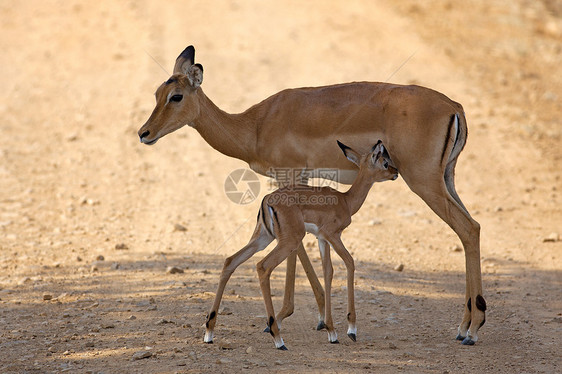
204,225,272,343
272,244,326,331
326,234,356,341
256,239,303,350
319,238,338,343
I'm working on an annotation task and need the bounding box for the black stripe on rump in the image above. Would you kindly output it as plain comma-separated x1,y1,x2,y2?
441,114,457,163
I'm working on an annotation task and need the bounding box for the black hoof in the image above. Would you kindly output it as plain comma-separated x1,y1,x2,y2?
205,341,213,344
316,321,326,331
461,337,475,345
455,333,466,341
263,326,270,333
278,345,288,351
330,339,340,344
348,333,357,342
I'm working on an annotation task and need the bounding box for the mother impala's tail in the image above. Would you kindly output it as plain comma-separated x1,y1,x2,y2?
441,112,468,167
442,112,469,212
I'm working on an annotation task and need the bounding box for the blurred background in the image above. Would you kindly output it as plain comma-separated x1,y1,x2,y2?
0,1,560,372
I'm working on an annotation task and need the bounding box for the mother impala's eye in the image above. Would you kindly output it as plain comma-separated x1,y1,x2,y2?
170,94,183,102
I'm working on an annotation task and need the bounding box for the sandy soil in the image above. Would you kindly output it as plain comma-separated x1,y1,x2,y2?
1,1,561,373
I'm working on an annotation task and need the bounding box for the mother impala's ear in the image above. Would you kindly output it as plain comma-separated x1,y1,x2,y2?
173,45,195,75
337,140,360,167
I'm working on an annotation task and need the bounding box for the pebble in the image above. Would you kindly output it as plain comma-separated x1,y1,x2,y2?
398,210,417,217
111,262,120,270
173,223,188,232
219,307,232,315
393,264,404,272
43,293,53,301
450,244,462,252
166,266,184,274
19,277,32,285
132,350,152,360
218,341,234,350
246,346,254,354
96,255,105,261
86,302,99,309
543,233,559,242
115,243,129,250
368,219,382,226
156,318,173,325
128,315,137,320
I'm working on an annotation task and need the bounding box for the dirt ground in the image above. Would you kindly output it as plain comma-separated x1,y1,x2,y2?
1,1,561,373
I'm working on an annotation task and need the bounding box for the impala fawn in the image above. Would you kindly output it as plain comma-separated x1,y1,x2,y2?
204,140,398,349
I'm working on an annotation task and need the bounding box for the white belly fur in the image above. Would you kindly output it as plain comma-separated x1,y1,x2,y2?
304,222,320,237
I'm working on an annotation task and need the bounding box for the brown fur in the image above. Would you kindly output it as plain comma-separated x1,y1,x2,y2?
139,46,485,344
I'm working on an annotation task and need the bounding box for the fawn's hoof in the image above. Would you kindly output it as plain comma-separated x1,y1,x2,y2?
347,333,357,342
316,321,326,331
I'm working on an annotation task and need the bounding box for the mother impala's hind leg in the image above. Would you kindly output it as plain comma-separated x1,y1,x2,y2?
404,170,485,345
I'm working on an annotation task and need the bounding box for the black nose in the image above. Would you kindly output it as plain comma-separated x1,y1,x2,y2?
140,130,150,139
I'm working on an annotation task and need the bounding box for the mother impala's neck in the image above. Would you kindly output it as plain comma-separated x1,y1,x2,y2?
193,89,258,163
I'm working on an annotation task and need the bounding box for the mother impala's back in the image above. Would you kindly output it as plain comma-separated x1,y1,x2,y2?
137,45,486,346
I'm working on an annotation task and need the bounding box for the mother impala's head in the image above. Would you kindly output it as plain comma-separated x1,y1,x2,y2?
138,45,204,145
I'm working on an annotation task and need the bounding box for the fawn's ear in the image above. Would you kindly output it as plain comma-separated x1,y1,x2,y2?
337,140,360,167
187,63,204,88
173,45,195,75
371,140,383,155
371,140,388,168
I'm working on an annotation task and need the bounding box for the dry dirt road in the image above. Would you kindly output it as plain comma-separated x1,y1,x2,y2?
1,1,561,373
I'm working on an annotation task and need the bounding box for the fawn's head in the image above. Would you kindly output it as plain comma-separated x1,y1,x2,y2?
138,46,204,145
337,140,399,182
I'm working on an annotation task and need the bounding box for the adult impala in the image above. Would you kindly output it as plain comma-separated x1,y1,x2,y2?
138,45,486,345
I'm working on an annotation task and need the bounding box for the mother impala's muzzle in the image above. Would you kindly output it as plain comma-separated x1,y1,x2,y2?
139,130,158,145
